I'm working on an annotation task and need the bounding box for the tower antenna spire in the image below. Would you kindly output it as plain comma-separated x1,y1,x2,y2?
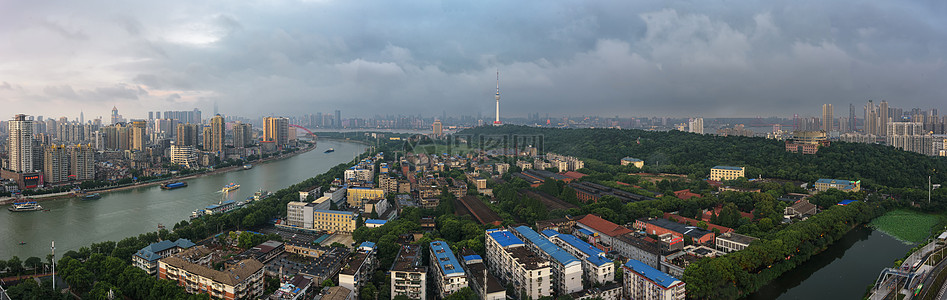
493,68,502,125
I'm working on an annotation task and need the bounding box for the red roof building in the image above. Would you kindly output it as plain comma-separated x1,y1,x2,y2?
560,171,587,181
673,189,702,200
576,214,633,237
663,212,734,235
700,206,754,222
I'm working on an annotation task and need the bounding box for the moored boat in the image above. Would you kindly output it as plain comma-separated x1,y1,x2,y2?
243,164,253,170
324,148,335,153
161,181,188,190
78,193,101,200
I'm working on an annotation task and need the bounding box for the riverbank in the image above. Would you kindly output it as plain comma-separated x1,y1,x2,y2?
0,143,318,206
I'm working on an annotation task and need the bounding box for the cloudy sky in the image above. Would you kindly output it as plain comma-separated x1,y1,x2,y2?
1,0,945,120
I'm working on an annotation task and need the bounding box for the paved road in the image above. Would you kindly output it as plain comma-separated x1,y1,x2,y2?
917,250,947,300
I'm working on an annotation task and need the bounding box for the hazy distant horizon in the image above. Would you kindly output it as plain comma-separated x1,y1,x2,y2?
2,1,945,119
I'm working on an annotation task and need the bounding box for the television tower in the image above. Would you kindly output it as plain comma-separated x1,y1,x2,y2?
493,69,502,125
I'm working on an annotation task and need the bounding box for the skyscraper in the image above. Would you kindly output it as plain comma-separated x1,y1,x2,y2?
432,120,443,137
210,114,225,153
866,100,877,135
822,104,833,132
175,123,200,147
9,114,35,173
233,122,253,148
43,145,69,184
335,110,342,129
879,100,889,136
849,103,857,132
264,117,289,147
71,144,95,181
130,120,148,150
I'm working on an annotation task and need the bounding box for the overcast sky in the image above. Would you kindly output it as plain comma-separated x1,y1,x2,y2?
1,0,945,120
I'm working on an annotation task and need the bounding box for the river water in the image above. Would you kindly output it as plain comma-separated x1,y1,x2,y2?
0,140,366,259
747,226,913,299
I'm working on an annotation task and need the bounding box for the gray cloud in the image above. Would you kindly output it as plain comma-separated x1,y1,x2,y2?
1,0,946,119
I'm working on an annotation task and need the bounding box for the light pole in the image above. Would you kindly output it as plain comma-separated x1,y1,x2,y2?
51,240,55,291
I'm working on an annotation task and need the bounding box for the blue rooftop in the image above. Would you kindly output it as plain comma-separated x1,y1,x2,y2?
430,241,465,277
134,239,195,262
624,259,681,288
462,254,482,263
541,229,560,238
359,241,376,250
365,219,387,225
513,226,580,267
622,157,643,162
712,166,743,170
555,233,613,267
576,228,594,237
837,200,859,206
487,229,525,248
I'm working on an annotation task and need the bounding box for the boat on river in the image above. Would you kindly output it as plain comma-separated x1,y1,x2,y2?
78,193,101,200
8,201,42,212
324,148,335,153
160,181,188,190
221,182,240,193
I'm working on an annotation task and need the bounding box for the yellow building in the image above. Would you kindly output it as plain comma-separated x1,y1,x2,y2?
814,179,860,193
710,166,745,181
314,210,357,233
347,187,386,207
621,157,644,168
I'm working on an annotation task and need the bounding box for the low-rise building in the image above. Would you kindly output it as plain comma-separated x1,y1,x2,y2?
339,242,376,299
542,230,614,285
485,229,553,299
460,249,506,300
814,178,861,193
784,199,819,220
512,226,584,294
133,239,196,275
159,256,265,300
313,210,357,233
709,166,745,181
570,282,622,300
715,232,759,253
286,201,313,229
390,244,427,300
429,241,467,297
620,157,644,168
346,187,385,208
635,218,715,244
622,259,686,300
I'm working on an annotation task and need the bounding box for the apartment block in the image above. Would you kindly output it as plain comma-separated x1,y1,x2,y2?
511,226,584,294
622,259,685,300
430,241,467,297
709,166,745,181
542,230,614,285
390,244,427,300
485,229,553,299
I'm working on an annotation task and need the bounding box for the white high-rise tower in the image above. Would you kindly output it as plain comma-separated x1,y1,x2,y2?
9,114,35,173
493,69,502,125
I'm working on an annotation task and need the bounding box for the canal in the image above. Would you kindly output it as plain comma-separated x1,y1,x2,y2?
747,226,913,299
0,140,366,259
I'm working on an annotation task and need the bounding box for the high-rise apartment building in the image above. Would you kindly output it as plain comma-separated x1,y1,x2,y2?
822,104,833,132
71,144,95,181
175,123,200,147
130,120,148,150
209,114,225,153
432,120,443,137
233,122,252,148
880,100,889,136
688,118,703,134
43,145,69,184
201,126,212,151
264,117,289,147
849,103,857,132
9,114,35,173
335,110,342,129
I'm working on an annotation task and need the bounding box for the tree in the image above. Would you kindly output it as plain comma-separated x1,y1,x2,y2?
322,278,335,287
7,256,23,276
444,287,478,300
24,256,43,274
394,295,413,300
360,283,378,300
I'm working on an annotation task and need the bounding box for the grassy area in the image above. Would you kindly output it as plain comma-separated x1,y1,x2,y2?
871,209,943,243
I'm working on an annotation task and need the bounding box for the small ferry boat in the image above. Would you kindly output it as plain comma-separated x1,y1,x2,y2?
243,164,253,170
221,182,240,193
8,201,43,212
160,181,188,190
324,148,335,153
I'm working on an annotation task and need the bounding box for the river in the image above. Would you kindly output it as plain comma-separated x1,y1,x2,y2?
0,140,366,259
747,226,913,299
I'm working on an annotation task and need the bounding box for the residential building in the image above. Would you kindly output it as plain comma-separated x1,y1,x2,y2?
70,144,95,181
485,229,552,299
785,131,830,154
133,239,196,275
784,199,819,220
176,123,200,147
158,256,265,300
390,244,427,300
511,226,583,294
688,118,703,134
344,167,373,183
620,157,644,168
210,114,225,153
43,145,69,184
622,259,686,300
130,120,148,151
575,214,633,251
313,210,356,233
429,241,467,297
715,232,759,253
322,286,354,300
339,242,377,299
233,122,253,148
814,178,861,193
542,230,614,285
459,249,506,300
170,145,199,169
8,114,35,173
822,104,834,132
709,166,745,181
264,117,290,147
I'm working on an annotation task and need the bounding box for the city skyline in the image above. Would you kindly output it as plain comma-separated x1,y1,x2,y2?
1,1,946,118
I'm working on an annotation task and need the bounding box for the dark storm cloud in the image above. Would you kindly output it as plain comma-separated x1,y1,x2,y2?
1,0,946,118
